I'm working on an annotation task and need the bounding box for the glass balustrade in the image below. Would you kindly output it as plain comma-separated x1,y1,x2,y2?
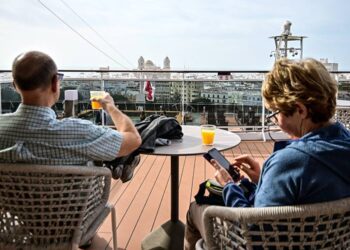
1,70,350,131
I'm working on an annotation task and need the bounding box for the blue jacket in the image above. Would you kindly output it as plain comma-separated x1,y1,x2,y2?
223,122,350,207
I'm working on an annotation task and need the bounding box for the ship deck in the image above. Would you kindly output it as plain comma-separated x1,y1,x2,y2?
88,140,274,250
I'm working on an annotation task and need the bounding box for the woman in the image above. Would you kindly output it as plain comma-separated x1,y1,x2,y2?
184,58,350,249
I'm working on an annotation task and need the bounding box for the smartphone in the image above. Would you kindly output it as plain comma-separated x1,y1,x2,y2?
203,148,240,181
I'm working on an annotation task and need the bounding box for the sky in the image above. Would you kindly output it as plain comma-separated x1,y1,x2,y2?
1,0,350,71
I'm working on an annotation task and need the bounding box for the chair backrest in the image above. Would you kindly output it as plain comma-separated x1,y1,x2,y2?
203,197,350,250
0,163,111,250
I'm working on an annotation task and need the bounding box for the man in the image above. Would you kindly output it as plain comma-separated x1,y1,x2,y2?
0,51,142,182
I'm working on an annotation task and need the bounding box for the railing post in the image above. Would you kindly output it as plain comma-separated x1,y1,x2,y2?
261,75,266,142
0,82,2,114
181,72,185,125
101,78,105,126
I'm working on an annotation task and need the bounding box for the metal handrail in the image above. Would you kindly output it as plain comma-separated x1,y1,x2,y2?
1,69,350,74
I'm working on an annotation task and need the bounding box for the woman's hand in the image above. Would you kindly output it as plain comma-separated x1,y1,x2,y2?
210,159,234,186
232,154,261,184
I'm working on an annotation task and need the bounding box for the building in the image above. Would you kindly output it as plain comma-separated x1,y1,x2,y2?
320,58,338,71
201,87,229,104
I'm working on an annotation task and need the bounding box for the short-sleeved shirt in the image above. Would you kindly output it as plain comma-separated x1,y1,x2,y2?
0,104,123,165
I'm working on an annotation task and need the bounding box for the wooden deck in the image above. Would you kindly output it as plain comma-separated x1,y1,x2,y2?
88,140,274,250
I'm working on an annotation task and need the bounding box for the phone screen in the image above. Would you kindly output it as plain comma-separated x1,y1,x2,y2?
203,148,240,181
207,148,231,170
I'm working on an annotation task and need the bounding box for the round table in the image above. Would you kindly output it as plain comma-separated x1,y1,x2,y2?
142,125,241,250
153,125,241,156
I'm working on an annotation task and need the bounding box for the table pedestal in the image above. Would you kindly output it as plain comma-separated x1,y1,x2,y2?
141,156,185,250
141,220,184,250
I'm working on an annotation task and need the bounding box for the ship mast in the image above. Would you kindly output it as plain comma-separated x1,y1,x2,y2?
269,21,307,60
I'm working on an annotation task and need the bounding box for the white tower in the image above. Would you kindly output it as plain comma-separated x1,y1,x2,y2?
138,56,145,70
163,56,170,69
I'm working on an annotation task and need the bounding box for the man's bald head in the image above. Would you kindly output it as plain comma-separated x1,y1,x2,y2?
12,51,57,91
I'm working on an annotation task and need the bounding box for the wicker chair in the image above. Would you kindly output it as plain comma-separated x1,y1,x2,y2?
0,163,117,250
196,197,350,250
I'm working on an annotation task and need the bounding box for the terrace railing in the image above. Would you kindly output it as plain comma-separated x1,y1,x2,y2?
1,69,350,139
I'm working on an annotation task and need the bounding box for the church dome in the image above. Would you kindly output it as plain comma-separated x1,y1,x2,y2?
145,60,154,67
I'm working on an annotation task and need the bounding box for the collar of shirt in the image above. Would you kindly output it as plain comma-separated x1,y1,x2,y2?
15,104,56,119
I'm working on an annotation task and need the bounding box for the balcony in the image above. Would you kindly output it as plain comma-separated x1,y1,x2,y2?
1,69,350,249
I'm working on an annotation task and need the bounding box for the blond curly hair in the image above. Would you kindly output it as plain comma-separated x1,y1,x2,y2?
262,58,337,123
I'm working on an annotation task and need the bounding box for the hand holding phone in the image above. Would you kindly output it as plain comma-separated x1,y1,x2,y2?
203,148,240,181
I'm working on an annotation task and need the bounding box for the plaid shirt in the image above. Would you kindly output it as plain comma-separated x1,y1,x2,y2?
0,104,122,165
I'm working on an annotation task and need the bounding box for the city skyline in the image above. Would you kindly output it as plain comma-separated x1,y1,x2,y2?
1,0,350,70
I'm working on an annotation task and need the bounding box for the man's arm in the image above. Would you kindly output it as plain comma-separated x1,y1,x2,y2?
107,106,142,156
95,93,142,157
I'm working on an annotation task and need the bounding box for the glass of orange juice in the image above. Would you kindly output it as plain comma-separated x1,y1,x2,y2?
201,125,216,145
90,91,105,110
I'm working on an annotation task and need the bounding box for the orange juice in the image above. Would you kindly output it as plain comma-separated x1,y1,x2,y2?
201,129,215,145
201,125,216,145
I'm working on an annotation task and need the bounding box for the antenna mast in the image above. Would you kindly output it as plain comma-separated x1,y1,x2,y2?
269,21,307,60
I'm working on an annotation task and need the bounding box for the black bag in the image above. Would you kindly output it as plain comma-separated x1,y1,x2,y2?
135,114,183,153
103,114,183,179
194,179,225,206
